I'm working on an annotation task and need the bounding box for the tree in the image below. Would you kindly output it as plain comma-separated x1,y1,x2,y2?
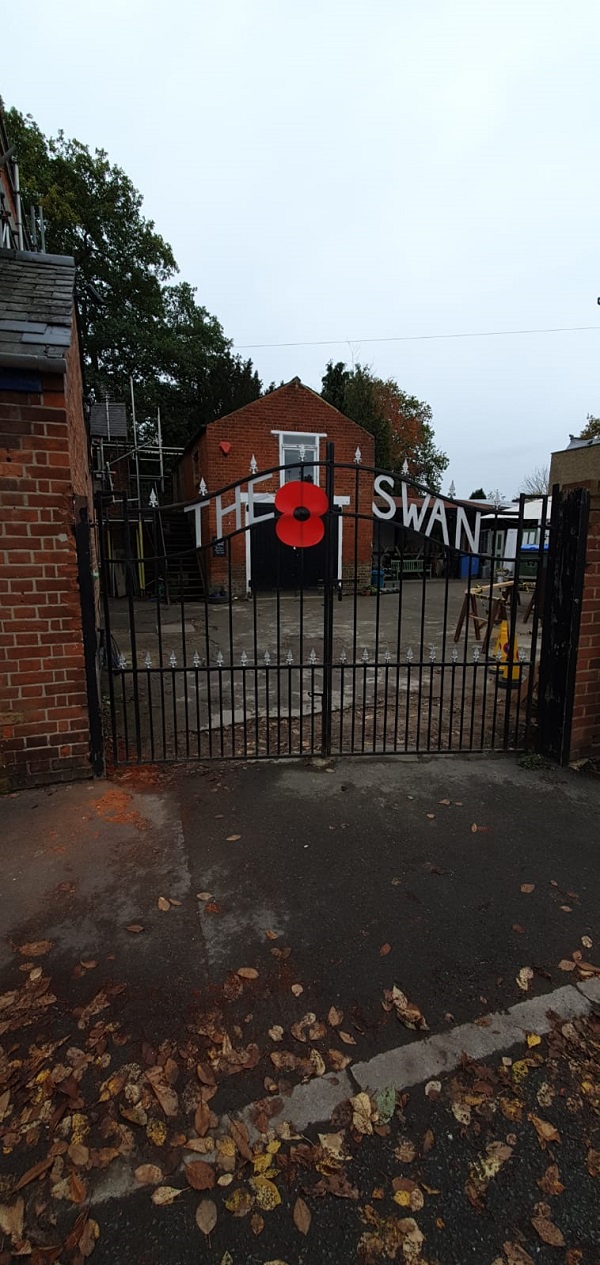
321,361,448,490
469,487,487,499
580,414,600,439
520,465,549,496
5,107,261,447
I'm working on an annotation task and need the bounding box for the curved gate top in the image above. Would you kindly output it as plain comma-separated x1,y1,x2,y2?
95,445,554,765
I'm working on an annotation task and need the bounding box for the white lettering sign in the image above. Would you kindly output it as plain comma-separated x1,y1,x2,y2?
373,476,480,553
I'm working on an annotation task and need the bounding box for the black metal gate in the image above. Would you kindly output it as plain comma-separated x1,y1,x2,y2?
95,448,562,765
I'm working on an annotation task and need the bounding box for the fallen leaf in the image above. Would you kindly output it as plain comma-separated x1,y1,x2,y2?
531,1214,565,1246
265,930,281,940
529,1114,561,1147
293,1195,311,1235
516,966,534,992
168,897,182,907
425,1080,441,1098
512,923,525,934
230,1119,254,1163
328,1048,351,1071
318,1131,348,1160
146,1118,168,1147
426,813,436,820
185,1160,216,1191
0,1198,24,1243
218,1174,234,1186
351,1091,374,1135
14,1156,53,1191
379,943,392,956
146,1066,179,1117
157,897,170,911
134,1164,163,1185
558,959,577,972
195,1198,217,1235
328,1006,343,1026
452,1102,471,1126
422,1129,435,1154
560,905,572,913
537,1164,565,1196
526,1033,541,1048
226,834,241,842
225,1186,254,1217
439,798,451,805
520,884,535,894
151,1186,183,1205
17,939,53,956
291,984,304,996
503,1246,534,1265
338,1030,357,1045
79,1217,100,1258
68,1142,90,1166
586,1148,600,1178
268,1023,284,1042
250,1212,264,1234
582,935,593,949
80,959,97,969
395,1140,416,1162
197,1062,216,1086
237,967,259,980
250,1176,281,1210
196,892,212,901
126,924,144,933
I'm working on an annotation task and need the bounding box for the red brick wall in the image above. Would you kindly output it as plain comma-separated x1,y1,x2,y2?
0,324,94,789
176,380,374,594
568,478,600,760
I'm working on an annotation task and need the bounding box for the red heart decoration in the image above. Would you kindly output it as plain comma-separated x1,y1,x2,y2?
219,441,231,455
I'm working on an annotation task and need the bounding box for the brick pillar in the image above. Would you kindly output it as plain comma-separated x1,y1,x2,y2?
569,478,600,760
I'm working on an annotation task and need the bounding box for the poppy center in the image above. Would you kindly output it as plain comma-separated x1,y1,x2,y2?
293,506,311,522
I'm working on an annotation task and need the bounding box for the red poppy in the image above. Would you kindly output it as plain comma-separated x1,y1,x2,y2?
274,480,329,548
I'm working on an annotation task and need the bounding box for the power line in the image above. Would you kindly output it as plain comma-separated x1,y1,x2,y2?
234,323,600,351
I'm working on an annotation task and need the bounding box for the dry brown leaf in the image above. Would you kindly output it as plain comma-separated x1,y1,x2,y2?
520,883,535,893
225,1186,254,1216
291,1011,317,1042
226,834,241,842
196,892,212,901
422,1129,435,1154
291,984,304,996
328,1049,351,1071
196,1062,216,1086
151,1186,183,1205
157,897,170,911
503,1245,534,1265
146,1066,179,1117
126,924,144,933
558,959,577,972
512,924,525,934
379,943,392,956
395,1140,416,1162
529,1114,561,1147
230,1119,253,1162
79,1217,100,1258
168,898,182,907
14,1156,53,1191
250,1212,265,1235
265,930,281,941
537,1164,564,1196
560,905,572,913
185,1160,216,1191
194,1101,213,1137
68,1142,90,1167
582,935,593,949
586,1148,600,1178
0,1089,10,1121
531,1214,565,1246
134,1164,163,1185
439,798,451,805
293,1195,311,1235
0,1198,24,1243
268,1025,284,1042
426,813,436,820
237,967,259,980
17,939,53,956
328,1006,343,1026
80,959,97,970
195,1198,217,1235
351,1092,373,1135
338,1030,357,1045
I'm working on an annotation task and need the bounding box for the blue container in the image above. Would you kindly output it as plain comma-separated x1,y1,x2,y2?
371,567,385,590
459,554,480,580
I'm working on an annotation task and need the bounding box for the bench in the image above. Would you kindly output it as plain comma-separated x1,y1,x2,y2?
383,558,431,586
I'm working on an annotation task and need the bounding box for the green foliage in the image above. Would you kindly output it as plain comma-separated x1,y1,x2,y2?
580,414,600,439
6,108,261,448
321,361,448,490
469,487,487,499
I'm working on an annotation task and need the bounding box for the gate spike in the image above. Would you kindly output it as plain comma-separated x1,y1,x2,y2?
340,648,347,664
264,650,271,665
286,649,293,665
144,652,152,668
169,651,177,668
241,650,248,666
362,648,369,663
249,454,258,474
354,446,362,464
406,646,413,663
384,648,391,663
149,489,158,508
309,648,317,665
216,650,224,668
451,646,458,663
429,645,436,662
199,477,208,496
117,653,127,671
473,645,480,662
193,651,200,668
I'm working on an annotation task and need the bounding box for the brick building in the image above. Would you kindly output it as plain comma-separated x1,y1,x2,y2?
0,247,98,789
172,378,374,596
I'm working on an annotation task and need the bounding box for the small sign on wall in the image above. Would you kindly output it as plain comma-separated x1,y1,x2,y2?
212,536,226,557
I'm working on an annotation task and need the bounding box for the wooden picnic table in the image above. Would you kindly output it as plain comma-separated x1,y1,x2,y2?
453,578,519,653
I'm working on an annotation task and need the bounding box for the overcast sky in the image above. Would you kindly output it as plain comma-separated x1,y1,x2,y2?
4,0,600,496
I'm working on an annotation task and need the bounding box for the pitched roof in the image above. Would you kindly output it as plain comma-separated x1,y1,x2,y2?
89,401,128,439
0,247,76,371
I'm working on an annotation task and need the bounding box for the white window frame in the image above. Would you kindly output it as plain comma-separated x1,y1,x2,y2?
271,430,327,486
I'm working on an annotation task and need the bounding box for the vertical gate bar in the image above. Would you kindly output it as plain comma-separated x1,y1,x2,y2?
502,495,525,750
372,515,383,752
151,509,167,761
339,658,345,751
404,657,412,749
448,653,457,749
558,489,589,762
194,663,201,758
275,526,282,755
321,442,335,756
123,495,142,761
218,661,225,757
415,537,428,750
459,544,477,749
202,548,213,758
121,669,129,761
242,663,248,758
96,495,119,764
524,494,550,744
287,654,293,755
147,668,155,760
265,658,271,754
227,546,236,757
350,465,360,752
490,647,501,748
180,560,190,759
252,573,260,756
74,504,104,775
299,548,305,754
361,651,368,753
479,514,499,749
382,657,389,751
469,653,479,749
393,530,406,751
171,659,178,760
436,550,451,750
